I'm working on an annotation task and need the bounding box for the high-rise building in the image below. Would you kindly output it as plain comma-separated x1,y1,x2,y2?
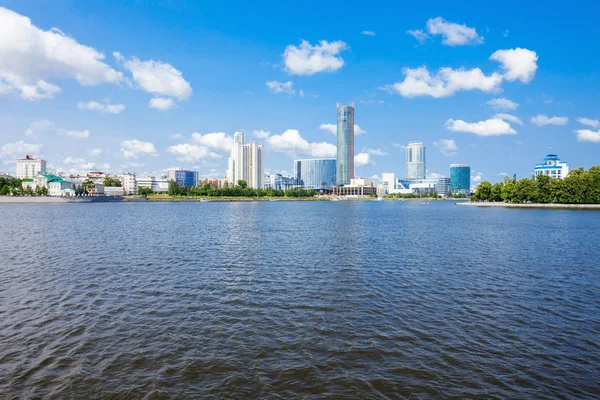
405,142,426,180
450,164,471,196
294,158,336,190
535,154,569,179
166,168,198,187
437,177,450,197
16,155,46,179
336,103,354,186
120,172,137,195
226,131,264,189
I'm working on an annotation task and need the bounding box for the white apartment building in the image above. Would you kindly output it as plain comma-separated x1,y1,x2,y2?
136,176,169,193
119,172,137,195
534,154,570,179
16,156,46,179
226,131,264,189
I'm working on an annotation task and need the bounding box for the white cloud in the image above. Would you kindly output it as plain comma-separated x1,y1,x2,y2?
121,56,192,100
574,129,600,143
530,114,568,126
487,97,519,110
169,133,183,139
253,130,270,139
365,148,388,156
319,123,367,135
267,129,336,157
445,118,517,136
495,113,523,125
167,143,221,162
266,80,295,95
1,141,41,157
361,30,376,36
88,148,102,156
78,100,125,114
191,132,233,152
149,97,175,111
383,66,502,98
355,152,372,166
503,30,510,38
433,139,458,156
25,119,53,136
577,117,600,129
283,40,349,76
407,29,430,44
391,142,406,150
472,172,483,183
63,156,85,165
0,7,124,100
58,129,90,138
425,17,483,46
490,48,538,83
427,172,442,179
120,139,157,159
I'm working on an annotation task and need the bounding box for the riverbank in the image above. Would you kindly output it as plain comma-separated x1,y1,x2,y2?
146,195,328,202
457,202,600,210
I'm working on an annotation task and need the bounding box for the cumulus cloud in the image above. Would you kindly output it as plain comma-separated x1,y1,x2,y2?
495,113,523,125
445,118,517,136
365,148,388,156
433,139,458,156
253,130,270,139
425,17,483,46
120,139,157,159
574,129,600,143
577,117,600,128
191,132,233,152
267,129,336,157
121,56,192,100
0,7,124,100
490,48,538,83
25,119,53,136
167,143,221,162
78,100,125,114
149,97,175,111
487,97,519,110
1,140,42,157
266,80,295,95
319,123,367,135
472,172,483,183
88,148,102,156
361,30,376,36
530,114,568,126
58,129,90,138
283,40,349,75
407,29,430,44
355,152,372,166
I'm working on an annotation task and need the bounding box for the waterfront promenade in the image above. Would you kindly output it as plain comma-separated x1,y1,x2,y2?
458,202,600,210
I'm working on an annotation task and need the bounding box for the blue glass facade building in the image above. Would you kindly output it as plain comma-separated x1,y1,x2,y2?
336,104,354,186
175,169,198,188
450,164,471,195
294,158,336,190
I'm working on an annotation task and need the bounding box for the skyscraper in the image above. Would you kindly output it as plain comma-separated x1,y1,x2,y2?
405,142,426,180
336,103,354,186
450,164,471,195
294,158,336,190
226,131,264,189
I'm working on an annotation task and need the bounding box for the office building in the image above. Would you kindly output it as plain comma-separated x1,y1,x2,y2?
336,103,354,185
264,173,296,191
119,172,137,195
382,172,441,195
437,177,450,197
535,154,569,179
136,176,169,193
294,158,336,190
198,178,227,188
332,178,383,197
166,168,198,187
450,164,471,196
405,142,426,180
226,132,264,189
16,155,46,179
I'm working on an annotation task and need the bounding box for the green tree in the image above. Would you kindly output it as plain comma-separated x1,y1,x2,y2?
168,180,181,196
473,181,492,201
0,185,9,195
535,174,552,203
491,182,503,202
34,185,42,196
237,180,248,189
501,176,516,202
103,177,122,187
138,187,153,196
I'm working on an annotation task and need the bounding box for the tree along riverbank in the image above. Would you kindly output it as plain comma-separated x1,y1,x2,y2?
457,202,600,210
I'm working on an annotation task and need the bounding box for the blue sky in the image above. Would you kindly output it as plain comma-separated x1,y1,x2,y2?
1,0,599,185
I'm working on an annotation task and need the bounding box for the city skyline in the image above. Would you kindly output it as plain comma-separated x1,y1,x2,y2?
1,2,599,187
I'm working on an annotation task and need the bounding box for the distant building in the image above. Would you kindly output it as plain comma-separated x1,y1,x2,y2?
264,173,295,191
332,178,383,197
450,164,471,196
0,172,13,179
437,177,450,197
22,174,75,196
136,176,169,193
535,154,569,179
382,173,440,195
16,155,46,179
166,168,198,187
294,158,336,190
119,172,137,195
87,171,107,186
405,142,426,180
336,103,355,185
198,178,227,188
226,132,264,189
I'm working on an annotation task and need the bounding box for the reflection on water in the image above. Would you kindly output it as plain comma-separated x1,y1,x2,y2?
1,201,599,398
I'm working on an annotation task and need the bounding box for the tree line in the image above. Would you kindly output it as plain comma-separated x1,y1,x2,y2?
140,180,317,198
472,166,600,204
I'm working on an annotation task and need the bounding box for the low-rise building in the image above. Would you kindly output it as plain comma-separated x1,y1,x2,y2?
22,174,76,196
87,171,107,186
136,176,169,193
535,154,569,179
332,178,384,197
198,178,227,188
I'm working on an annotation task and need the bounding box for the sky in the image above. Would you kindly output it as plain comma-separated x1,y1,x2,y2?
1,0,599,186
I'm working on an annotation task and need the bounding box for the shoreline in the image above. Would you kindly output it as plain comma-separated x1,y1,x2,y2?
457,202,600,210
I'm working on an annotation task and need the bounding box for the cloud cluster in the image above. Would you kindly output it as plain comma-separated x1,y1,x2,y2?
487,97,519,110
446,118,517,136
574,129,600,143
361,31,376,37
253,130,270,139
267,129,336,157
577,117,599,128
266,80,295,95
530,114,568,126
167,143,221,162
120,139,158,159
1,140,42,157
425,17,483,46
58,129,90,138
433,139,458,155
191,132,233,152
355,152,372,166
490,48,538,83
149,97,175,111
407,29,430,45
78,100,125,114
120,55,192,100
495,113,523,125
283,40,349,76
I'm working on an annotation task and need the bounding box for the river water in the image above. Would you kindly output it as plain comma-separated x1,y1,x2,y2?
1,201,599,399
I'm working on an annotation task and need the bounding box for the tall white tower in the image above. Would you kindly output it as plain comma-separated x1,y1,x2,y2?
405,142,426,180
226,132,264,189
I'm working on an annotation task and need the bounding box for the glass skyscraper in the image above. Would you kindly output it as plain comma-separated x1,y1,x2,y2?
336,103,354,186
450,164,471,195
405,142,426,180
294,158,336,190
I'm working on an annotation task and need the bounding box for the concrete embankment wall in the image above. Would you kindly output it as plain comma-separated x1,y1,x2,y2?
457,202,600,210
0,196,135,204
